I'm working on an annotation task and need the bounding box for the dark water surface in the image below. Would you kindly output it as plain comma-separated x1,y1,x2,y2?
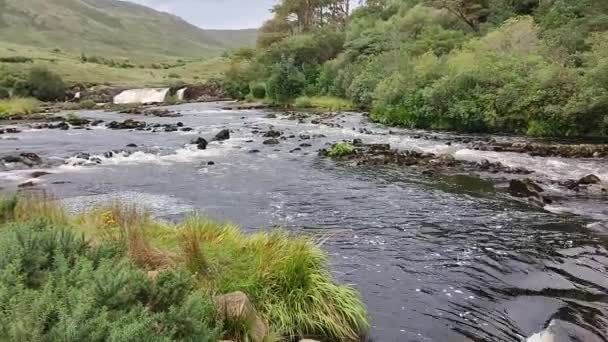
1,102,607,341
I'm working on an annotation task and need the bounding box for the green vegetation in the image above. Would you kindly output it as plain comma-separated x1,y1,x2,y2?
0,194,368,341
328,142,355,157
0,42,231,87
0,0,256,61
295,96,355,111
224,0,608,137
0,98,41,118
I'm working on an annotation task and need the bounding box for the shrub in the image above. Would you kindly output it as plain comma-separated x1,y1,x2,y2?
0,98,41,118
0,221,220,342
250,83,266,99
24,67,66,101
295,96,355,111
0,87,9,99
266,58,307,104
0,56,33,63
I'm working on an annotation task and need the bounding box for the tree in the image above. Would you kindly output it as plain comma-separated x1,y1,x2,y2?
266,58,307,104
428,0,490,32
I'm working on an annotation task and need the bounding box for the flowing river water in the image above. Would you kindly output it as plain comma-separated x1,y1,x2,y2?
1,102,607,342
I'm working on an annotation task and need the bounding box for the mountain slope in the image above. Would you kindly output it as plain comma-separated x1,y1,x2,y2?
0,0,256,61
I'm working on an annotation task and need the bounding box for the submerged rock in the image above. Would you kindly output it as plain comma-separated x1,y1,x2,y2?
509,179,544,198
578,174,601,185
263,138,279,145
263,130,282,138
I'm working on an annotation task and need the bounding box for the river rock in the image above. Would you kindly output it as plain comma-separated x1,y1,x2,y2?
18,181,35,188
263,138,279,145
67,117,90,126
107,119,146,130
190,137,208,150
30,171,51,178
215,129,230,141
509,179,544,198
263,130,282,138
75,152,91,160
215,292,268,342
126,143,138,148
249,149,260,153
578,174,601,185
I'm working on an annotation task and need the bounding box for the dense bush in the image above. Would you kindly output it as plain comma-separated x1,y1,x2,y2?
266,58,307,104
0,56,33,63
16,67,66,102
229,0,608,137
0,87,9,99
250,83,266,99
0,222,219,342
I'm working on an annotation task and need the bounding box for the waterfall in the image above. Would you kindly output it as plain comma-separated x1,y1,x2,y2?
176,88,187,101
113,88,170,104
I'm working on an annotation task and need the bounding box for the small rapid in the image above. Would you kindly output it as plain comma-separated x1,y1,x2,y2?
1,102,607,341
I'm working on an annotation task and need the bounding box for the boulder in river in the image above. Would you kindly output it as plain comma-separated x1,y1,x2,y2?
263,130,282,138
214,129,230,141
578,174,601,185
107,119,146,130
190,137,208,150
509,179,544,198
263,138,279,145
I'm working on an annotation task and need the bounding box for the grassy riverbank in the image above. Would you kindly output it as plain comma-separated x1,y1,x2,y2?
0,194,368,341
0,98,41,119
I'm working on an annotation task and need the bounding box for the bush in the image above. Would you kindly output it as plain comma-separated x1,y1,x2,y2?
0,88,9,99
295,96,355,111
0,221,220,342
0,56,33,63
266,58,307,104
0,98,41,118
23,67,66,101
250,83,266,99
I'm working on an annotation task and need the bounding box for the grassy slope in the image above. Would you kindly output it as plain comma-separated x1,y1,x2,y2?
0,0,256,61
0,41,231,86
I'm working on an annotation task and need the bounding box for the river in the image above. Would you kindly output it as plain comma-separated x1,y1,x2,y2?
1,102,607,342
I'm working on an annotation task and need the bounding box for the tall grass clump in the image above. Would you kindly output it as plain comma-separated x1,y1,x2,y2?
327,142,354,157
0,97,41,118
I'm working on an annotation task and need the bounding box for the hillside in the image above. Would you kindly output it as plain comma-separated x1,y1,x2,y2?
0,0,257,61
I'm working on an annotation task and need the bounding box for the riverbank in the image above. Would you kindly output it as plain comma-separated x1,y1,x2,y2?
0,193,368,341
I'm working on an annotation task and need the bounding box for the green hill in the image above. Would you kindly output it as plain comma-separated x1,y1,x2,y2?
0,0,257,61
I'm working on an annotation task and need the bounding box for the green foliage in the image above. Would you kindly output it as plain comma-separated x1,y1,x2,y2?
0,98,41,118
21,67,66,101
0,56,33,63
0,87,9,99
294,96,355,111
266,58,307,104
0,221,219,342
328,142,354,157
250,83,266,99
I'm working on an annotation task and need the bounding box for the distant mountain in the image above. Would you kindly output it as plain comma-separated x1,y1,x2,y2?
0,0,257,61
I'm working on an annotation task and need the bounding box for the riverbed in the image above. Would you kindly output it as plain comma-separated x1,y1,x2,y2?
1,102,607,341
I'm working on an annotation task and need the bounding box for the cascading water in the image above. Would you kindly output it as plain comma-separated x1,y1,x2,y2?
113,88,170,104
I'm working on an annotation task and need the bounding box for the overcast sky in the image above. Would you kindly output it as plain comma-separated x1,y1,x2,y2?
127,0,276,29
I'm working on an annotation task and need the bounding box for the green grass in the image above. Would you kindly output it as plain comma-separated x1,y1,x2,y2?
0,194,369,341
0,41,230,87
328,142,355,157
294,96,355,111
0,97,41,118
